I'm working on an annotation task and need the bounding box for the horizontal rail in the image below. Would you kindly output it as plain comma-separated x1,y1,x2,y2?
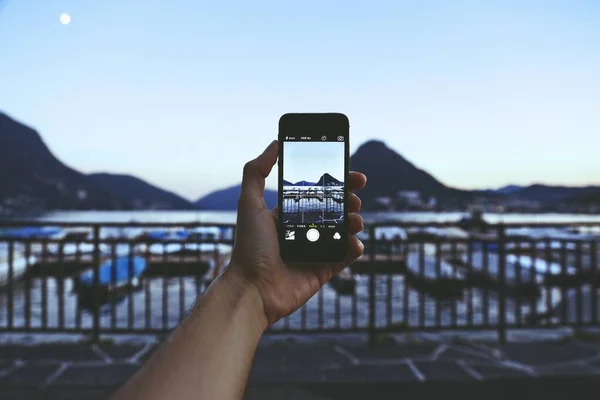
1,220,600,228
0,221,598,343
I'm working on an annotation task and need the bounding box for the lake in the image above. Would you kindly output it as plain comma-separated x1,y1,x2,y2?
1,210,598,337
28,210,600,224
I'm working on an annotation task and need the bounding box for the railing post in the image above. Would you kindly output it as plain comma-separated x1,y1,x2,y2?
497,224,507,345
92,224,101,342
7,240,14,330
368,224,376,346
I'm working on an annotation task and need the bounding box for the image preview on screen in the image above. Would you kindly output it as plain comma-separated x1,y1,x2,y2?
282,140,345,225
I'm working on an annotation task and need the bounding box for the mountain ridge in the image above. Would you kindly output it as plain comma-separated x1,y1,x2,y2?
89,173,196,210
348,140,473,208
194,184,277,210
0,112,197,213
2,112,598,213
315,173,343,186
0,112,113,212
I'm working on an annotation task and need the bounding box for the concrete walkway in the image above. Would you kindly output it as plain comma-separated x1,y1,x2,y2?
1,334,600,399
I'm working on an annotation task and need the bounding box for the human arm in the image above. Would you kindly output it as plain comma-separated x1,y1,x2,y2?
111,140,366,400
110,269,266,400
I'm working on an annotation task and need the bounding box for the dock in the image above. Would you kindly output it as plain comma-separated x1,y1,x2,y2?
329,268,356,295
24,250,227,280
350,255,407,274
443,257,541,299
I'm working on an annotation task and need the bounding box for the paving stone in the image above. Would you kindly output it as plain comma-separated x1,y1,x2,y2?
319,367,369,382
51,365,140,386
249,365,323,383
1,341,600,391
585,358,600,368
0,345,101,362
471,365,532,380
499,343,594,366
413,361,474,381
343,343,438,361
2,381,600,400
0,360,13,371
437,347,496,362
539,364,600,377
96,344,145,360
252,344,353,372
0,387,112,400
1,364,58,386
320,365,418,382
244,388,331,400
137,344,159,363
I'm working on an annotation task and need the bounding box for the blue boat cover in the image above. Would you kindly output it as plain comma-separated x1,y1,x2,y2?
79,256,147,286
0,226,63,239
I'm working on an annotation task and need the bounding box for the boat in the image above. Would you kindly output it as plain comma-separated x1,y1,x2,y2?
356,228,407,259
78,256,147,288
457,207,490,233
143,242,232,257
62,228,92,241
101,227,142,240
139,228,189,241
76,256,147,309
188,226,223,241
373,227,408,241
503,228,591,252
528,286,600,325
0,226,65,240
451,250,576,298
469,240,500,252
328,268,356,295
403,251,466,299
406,226,469,242
0,244,36,286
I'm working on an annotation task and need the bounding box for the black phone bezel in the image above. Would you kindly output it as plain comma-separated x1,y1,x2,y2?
277,113,350,263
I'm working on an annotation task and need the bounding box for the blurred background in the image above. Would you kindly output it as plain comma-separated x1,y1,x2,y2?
1,1,600,399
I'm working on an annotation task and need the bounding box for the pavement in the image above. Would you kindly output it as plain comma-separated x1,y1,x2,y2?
1,332,600,399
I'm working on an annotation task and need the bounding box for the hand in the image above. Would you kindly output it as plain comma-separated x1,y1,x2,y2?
225,140,366,328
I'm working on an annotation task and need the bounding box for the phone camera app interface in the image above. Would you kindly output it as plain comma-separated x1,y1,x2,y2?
282,136,345,228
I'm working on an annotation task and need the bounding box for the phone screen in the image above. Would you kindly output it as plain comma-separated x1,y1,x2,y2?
278,114,349,263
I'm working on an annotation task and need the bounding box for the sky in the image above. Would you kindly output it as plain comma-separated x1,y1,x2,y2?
1,0,599,200
284,142,344,184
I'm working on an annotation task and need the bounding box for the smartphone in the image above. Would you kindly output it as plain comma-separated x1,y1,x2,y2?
278,113,350,263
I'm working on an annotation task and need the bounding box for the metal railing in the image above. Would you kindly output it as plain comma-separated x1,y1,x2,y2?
0,220,599,344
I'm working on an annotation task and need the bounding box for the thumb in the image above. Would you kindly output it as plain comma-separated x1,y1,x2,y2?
239,140,279,211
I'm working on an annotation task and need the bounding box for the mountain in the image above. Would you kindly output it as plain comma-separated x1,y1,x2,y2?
561,191,600,209
89,173,196,210
0,112,113,213
348,140,472,208
294,180,316,186
283,179,293,186
0,112,196,213
315,173,342,186
196,140,474,210
494,184,523,194
5,110,595,213
510,184,600,203
195,184,278,210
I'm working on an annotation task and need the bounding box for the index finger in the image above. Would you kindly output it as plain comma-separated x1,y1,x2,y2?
348,171,367,192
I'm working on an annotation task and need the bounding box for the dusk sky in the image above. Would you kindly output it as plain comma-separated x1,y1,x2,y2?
1,0,599,200
284,142,345,185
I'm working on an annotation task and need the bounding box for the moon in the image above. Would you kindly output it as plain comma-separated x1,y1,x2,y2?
59,13,71,25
